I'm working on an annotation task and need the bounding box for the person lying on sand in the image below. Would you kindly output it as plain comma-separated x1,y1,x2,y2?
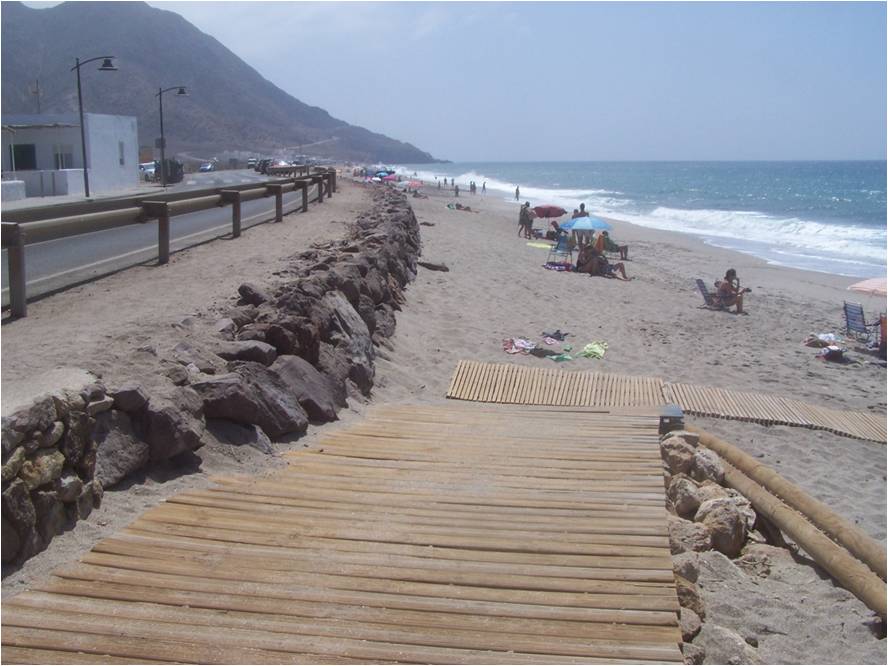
595,230,629,260
715,268,750,313
575,246,630,280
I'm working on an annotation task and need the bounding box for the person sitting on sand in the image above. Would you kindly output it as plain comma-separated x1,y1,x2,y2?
715,268,750,313
576,246,629,280
595,230,629,260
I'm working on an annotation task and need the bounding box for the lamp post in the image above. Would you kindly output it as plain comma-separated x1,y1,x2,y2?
71,56,117,198
156,86,188,188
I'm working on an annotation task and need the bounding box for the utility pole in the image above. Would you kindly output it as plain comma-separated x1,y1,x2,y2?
30,79,41,114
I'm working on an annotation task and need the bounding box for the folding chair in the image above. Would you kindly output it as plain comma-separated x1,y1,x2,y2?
696,278,723,310
546,235,573,265
843,301,879,343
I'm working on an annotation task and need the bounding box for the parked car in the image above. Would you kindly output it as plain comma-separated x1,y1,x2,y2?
247,158,257,168
199,161,216,172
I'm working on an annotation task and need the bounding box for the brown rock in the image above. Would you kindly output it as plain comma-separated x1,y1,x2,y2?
217,340,278,366
270,355,339,422
93,410,150,488
667,474,702,519
60,411,91,466
86,396,115,416
694,624,760,665
674,575,706,619
680,607,702,642
661,436,695,475
19,449,66,490
237,282,270,306
7,395,58,435
39,421,65,447
696,498,747,558
681,642,705,665
668,514,712,554
111,383,150,412
1,447,26,483
672,551,701,583
691,448,725,484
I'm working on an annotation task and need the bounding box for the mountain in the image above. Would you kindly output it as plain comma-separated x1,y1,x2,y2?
1,1,440,163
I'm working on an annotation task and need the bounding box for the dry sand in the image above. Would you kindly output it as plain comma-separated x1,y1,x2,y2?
2,178,886,663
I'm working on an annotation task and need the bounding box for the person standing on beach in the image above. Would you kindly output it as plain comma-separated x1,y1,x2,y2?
482,181,486,194
455,184,460,197
518,201,533,238
515,186,520,201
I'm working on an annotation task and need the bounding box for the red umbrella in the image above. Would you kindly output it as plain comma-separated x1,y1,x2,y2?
532,205,567,218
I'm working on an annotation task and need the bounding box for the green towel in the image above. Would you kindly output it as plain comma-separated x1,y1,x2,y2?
578,342,608,359
548,353,573,362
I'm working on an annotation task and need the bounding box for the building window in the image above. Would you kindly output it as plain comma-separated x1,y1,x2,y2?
53,144,74,170
10,144,37,170
119,141,125,166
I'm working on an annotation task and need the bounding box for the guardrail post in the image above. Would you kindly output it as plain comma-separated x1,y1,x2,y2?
266,184,284,222
2,223,27,319
325,172,334,198
220,190,242,237
142,201,171,265
316,176,325,203
300,182,309,213
330,170,337,193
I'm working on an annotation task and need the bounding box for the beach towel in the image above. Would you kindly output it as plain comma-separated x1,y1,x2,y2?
502,338,536,354
543,262,573,271
548,353,573,362
526,241,553,249
542,330,570,341
578,342,608,359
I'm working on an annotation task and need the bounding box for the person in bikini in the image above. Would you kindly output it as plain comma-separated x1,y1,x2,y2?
716,268,750,313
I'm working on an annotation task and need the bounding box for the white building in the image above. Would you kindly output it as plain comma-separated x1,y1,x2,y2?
1,113,139,199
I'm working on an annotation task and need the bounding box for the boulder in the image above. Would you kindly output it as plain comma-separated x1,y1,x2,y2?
694,624,760,665
206,419,273,454
111,383,149,413
2,447,26,483
680,607,702,642
667,514,712,554
315,343,349,407
39,421,65,448
263,324,299,356
136,388,205,461
680,642,705,665
660,436,695,475
1,425,24,456
672,551,701,584
696,480,729,504
667,474,701,519
324,291,370,340
660,429,699,447
76,484,96,520
326,264,362,306
19,449,66,490
227,305,257,328
236,323,270,343
2,515,20,563
216,340,277,366
674,575,705,619
32,489,68,544
164,363,190,386
270,355,339,422
80,383,106,404
356,294,377,335
238,282,270,306
86,396,115,416
215,318,237,338
2,478,36,537
695,498,747,558
92,410,150,488
55,473,84,503
192,364,308,439
691,448,725,484
60,411,92,466
172,341,223,374
8,395,57,435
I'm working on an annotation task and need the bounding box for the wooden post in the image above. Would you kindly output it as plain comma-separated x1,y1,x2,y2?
2,223,27,318
330,169,337,193
142,201,171,265
220,190,242,237
300,182,309,213
266,184,284,222
316,176,325,203
325,172,334,198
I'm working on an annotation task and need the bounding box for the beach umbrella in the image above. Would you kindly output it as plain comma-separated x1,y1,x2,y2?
382,174,398,181
407,180,423,189
375,171,390,177
560,216,612,232
532,205,567,218
847,277,887,298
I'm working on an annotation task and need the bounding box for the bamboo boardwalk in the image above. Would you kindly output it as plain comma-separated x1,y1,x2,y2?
446,361,886,443
1,403,683,664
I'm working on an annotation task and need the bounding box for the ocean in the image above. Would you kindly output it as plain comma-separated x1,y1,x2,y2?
394,161,886,278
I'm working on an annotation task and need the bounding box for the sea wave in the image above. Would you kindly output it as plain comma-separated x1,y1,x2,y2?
392,165,886,276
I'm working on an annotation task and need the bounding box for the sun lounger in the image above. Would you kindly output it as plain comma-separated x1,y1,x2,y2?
844,301,880,343
696,278,722,309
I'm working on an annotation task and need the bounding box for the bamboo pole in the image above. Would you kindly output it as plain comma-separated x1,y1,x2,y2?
687,425,886,582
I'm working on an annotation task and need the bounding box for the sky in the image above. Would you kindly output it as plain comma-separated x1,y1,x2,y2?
24,1,888,161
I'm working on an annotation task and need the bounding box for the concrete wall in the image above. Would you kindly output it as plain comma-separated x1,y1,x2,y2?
84,114,139,193
1,180,26,201
1,113,138,196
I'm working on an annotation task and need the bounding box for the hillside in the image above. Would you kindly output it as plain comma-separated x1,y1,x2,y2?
1,1,440,163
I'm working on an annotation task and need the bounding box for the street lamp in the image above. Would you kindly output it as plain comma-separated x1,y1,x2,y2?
156,86,188,188
71,56,117,198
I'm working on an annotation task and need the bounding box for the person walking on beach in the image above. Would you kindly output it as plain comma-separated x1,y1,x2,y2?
455,184,460,197
482,181,486,194
515,186,520,201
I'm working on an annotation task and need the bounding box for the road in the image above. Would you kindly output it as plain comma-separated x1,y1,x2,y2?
1,170,316,305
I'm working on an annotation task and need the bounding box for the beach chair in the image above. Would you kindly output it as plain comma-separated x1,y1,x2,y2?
696,278,722,309
547,235,573,265
843,301,879,343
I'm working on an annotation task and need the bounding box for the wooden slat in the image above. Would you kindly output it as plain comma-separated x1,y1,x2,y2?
2,402,683,664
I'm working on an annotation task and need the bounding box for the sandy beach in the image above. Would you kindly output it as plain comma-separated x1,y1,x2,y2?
1,178,885,663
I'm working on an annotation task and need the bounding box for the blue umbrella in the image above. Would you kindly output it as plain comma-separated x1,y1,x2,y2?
560,216,612,232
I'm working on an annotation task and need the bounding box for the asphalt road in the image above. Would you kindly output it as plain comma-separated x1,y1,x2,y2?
1,170,316,305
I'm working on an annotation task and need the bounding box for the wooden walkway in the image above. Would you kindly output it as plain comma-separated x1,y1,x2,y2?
446,361,886,443
1,403,683,664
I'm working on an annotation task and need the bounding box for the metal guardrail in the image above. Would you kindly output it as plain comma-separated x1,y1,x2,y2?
1,167,337,318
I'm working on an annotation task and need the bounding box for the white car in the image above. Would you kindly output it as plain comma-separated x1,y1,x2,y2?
199,162,215,172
